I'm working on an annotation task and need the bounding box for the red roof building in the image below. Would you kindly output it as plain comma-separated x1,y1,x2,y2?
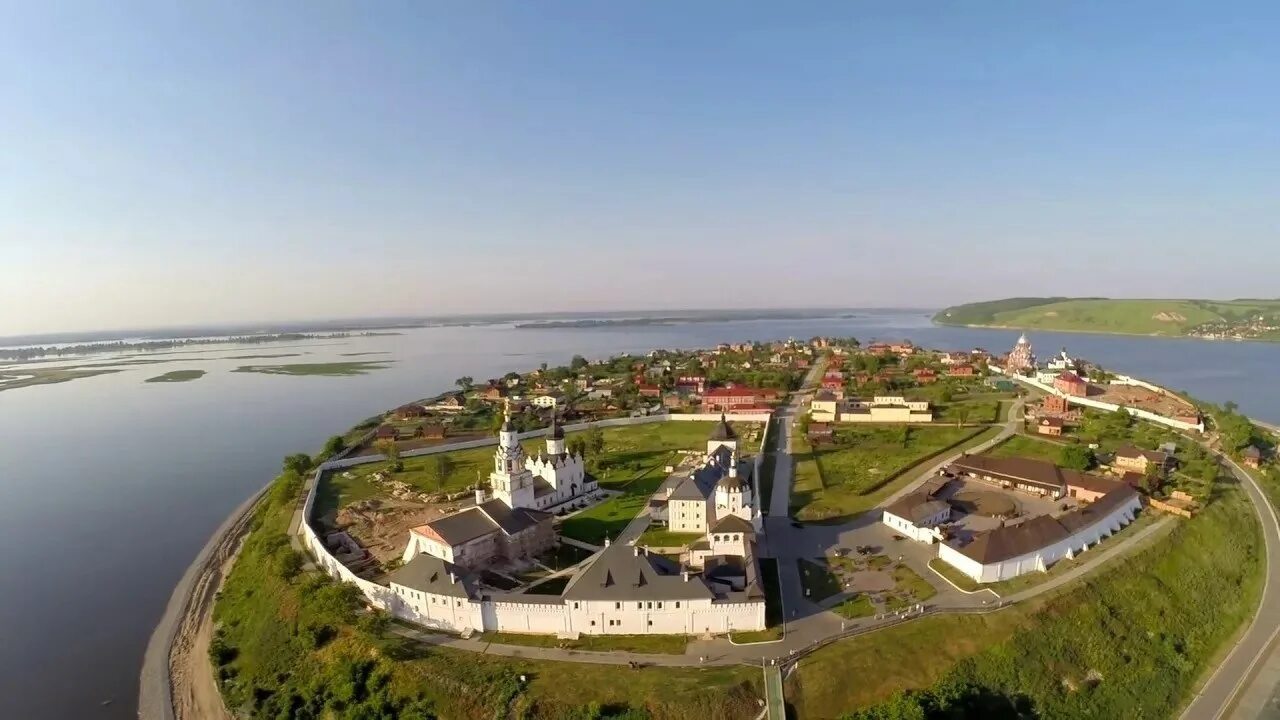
913,369,938,384
949,364,976,377
1054,372,1089,397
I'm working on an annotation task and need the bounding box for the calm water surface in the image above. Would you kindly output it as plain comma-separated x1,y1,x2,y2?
1,313,1278,719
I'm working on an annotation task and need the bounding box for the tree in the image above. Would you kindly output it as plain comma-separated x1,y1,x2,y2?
321,435,346,458
455,375,474,392
897,425,911,448
282,452,312,476
567,437,588,458
570,355,589,370
954,405,971,427
426,454,455,492
1057,444,1095,471
585,425,606,456
1225,400,1239,414
374,439,401,472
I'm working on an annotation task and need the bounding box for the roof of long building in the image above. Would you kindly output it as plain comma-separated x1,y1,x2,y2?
386,554,477,599
561,544,715,601
954,484,1139,564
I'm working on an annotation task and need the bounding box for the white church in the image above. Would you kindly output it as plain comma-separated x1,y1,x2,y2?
400,409,599,569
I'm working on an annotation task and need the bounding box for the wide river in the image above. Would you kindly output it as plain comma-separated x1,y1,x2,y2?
2,311,1279,719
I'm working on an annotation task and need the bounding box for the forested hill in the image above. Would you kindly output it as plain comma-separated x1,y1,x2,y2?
933,297,1280,340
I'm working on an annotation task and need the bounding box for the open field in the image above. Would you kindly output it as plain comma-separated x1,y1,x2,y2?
145,369,207,383
318,420,758,521
635,528,702,548
791,425,988,522
935,296,1280,339
212,471,762,720
793,482,1262,718
982,433,1068,463
231,360,393,376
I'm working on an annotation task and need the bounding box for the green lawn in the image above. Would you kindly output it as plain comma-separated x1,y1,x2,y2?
927,558,982,592
833,595,876,619
231,360,393,376
795,482,1262,719
891,564,936,603
144,369,207,383
635,528,703,548
484,631,688,655
798,558,843,602
318,420,760,520
982,433,1069,463
791,425,988,522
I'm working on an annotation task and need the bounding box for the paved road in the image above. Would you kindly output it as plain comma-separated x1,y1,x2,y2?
1181,453,1280,720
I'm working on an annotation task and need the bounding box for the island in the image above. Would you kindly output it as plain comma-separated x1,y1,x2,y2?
934,296,1280,341
148,335,1280,720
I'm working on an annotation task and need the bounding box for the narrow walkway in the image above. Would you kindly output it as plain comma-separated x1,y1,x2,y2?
764,665,785,720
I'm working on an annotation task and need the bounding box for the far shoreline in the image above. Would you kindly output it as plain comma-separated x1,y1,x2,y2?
931,321,1280,345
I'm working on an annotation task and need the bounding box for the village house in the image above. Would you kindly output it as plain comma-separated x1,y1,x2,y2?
1036,417,1064,437
807,422,834,443
637,383,662,398
530,391,565,409
880,477,951,543
374,424,398,441
1112,445,1172,475
417,423,447,441
1054,371,1089,397
1243,445,1265,469
392,403,429,420
948,364,976,378
913,368,938,384
1042,394,1071,415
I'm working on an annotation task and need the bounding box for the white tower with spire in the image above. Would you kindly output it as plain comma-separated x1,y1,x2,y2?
491,401,536,509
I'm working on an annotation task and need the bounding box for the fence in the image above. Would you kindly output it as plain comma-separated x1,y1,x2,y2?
993,368,1204,433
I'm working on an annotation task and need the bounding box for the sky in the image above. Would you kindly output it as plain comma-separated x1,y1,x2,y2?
2,2,1278,335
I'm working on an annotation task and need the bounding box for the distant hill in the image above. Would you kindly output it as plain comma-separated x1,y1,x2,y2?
933,297,1280,340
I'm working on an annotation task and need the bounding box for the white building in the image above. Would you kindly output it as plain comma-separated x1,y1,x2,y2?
880,477,951,543
656,416,756,534
386,540,766,637
530,392,565,408
936,486,1141,583
401,410,595,569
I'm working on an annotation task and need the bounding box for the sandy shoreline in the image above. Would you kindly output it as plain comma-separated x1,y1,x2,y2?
138,483,270,720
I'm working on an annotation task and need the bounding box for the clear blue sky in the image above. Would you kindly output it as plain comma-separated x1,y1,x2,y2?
2,2,1277,334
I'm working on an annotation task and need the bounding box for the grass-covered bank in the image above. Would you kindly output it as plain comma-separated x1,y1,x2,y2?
788,481,1263,719
211,460,761,720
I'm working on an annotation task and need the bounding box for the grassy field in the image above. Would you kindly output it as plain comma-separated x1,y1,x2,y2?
793,482,1262,719
833,595,876,619
232,360,393,376
318,420,756,520
635,528,703,548
982,433,1069,463
144,369,207,383
484,631,688,654
213,469,762,720
934,297,1280,337
791,425,987,522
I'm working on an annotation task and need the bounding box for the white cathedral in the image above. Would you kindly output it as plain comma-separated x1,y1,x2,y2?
402,408,598,569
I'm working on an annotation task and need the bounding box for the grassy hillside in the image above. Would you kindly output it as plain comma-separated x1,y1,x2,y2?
934,297,1280,338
